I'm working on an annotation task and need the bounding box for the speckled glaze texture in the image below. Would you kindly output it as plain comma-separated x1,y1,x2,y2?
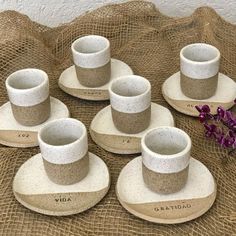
142,127,191,194
109,75,151,113
71,35,111,87
6,68,50,106
38,118,89,185
142,163,189,194
11,96,50,126
43,153,89,185
75,61,111,87
180,43,220,99
71,35,110,68
180,72,218,99
111,106,151,134
109,75,151,133
5,68,50,126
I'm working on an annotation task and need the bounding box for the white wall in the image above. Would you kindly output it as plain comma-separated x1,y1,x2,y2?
0,0,235,27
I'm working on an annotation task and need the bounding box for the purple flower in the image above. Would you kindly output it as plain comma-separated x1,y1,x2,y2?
229,130,236,148
201,105,211,113
195,101,236,153
199,113,207,123
204,123,217,138
217,107,225,120
195,105,212,123
225,110,236,130
195,105,210,114
219,135,235,148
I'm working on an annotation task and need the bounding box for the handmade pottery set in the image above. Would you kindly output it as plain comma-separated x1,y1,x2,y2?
90,75,174,154
0,68,69,147
162,43,236,116
59,35,133,100
14,118,110,215
1,35,235,223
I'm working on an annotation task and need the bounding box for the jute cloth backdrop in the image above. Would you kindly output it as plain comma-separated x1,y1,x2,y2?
0,1,235,235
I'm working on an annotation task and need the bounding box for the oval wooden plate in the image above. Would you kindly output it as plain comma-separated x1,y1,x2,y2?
13,152,110,216
162,72,236,116
90,103,175,154
58,59,133,101
0,97,70,148
116,156,216,224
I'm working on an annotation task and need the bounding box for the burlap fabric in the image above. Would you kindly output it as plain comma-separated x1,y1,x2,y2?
0,1,235,235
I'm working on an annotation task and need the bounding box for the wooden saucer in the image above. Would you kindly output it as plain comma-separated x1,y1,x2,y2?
90,103,174,154
116,156,216,224
58,59,133,101
0,97,70,148
13,152,110,216
162,72,236,116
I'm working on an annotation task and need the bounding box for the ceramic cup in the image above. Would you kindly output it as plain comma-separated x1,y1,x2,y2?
109,75,151,134
180,43,220,99
38,118,89,185
71,35,111,88
142,127,191,194
5,68,50,126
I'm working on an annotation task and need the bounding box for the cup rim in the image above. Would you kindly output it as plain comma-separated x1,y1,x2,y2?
109,75,151,99
180,43,220,65
38,118,87,148
5,68,48,93
71,35,110,56
141,126,191,159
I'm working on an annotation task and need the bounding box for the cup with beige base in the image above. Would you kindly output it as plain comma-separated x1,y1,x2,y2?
180,43,220,99
142,127,191,194
38,118,89,185
5,68,50,126
109,75,151,134
71,35,111,88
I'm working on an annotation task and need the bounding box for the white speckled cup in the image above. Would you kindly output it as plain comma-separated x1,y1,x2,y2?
142,127,191,194
5,68,50,126
109,75,151,134
180,43,220,99
71,35,111,88
38,118,89,185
